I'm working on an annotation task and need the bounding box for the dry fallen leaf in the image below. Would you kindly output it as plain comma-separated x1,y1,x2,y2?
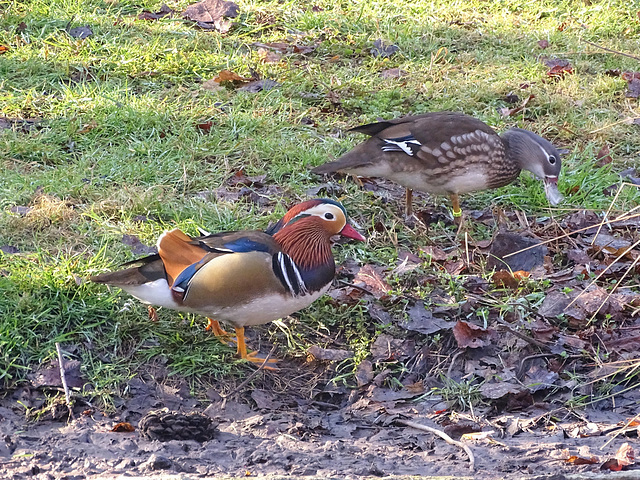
307,345,354,362
183,0,239,33
595,144,613,166
111,422,135,433
214,69,251,86
452,321,492,349
138,4,174,20
77,119,97,134
565,454,599,465
0,45,9,54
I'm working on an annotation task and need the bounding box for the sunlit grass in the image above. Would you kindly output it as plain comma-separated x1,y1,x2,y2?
1,0,639,406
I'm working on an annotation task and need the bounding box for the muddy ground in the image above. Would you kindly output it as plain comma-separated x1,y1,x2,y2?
2,364,638,480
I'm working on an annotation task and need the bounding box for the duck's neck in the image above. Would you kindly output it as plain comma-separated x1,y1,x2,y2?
273,220,334,271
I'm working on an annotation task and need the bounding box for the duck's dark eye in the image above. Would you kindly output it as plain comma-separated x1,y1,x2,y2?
549,155,557,165
324,212,335,220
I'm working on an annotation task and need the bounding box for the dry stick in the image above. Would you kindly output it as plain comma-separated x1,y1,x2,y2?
564,237,640,310
592,183,640,243
587,252,640,323
55,342,75,420
582,39,640,63
396,418,475,471
220,345,277,408
502,211,640,258
601,412,640,450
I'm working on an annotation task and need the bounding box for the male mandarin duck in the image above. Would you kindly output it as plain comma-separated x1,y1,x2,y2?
91,199,365,365
312,112,563,218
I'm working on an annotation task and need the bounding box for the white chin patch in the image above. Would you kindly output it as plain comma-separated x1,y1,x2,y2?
544,179,563,206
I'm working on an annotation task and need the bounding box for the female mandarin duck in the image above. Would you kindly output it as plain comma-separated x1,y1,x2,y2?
312,112,563,218
91,199,365,364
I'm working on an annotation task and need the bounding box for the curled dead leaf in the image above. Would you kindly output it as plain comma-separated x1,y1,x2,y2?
111,422,135,433
452,320,492,349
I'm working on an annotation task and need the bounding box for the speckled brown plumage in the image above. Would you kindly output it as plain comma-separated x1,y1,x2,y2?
312,112,563,216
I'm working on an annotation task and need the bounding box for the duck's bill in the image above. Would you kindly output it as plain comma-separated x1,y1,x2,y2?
340,223,366,241
544,176,563,206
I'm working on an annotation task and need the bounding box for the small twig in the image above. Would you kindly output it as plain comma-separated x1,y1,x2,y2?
601,412,640,450
396,418,475,471
55,342,75,420
503,211,640,258
583,39,640,63
446,350,464,379
220,345,277,407
493,317,550,350
337,279,375,296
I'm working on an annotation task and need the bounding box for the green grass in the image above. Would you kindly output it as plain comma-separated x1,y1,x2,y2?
2,0,640,408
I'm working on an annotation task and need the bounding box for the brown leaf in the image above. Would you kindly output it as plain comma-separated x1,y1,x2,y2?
251,389,283,410
615,442,635,467
226,170,266,187
183,0,239,32
307,346,354,362
452,321,490,349
380,68,408,79
543,58,573,78
370,334,414,361
537,39,549,49
565,455,599,465
214,69,251,85
419,245,449,261
111,422,135,432
17,22,27,33
122,234,156,256
0,45,9,54
355,360,374,387
293,45,316,54
400,302,452,335
77,119,97,134
595,144,612,166
183,0,239,22
30,358,87,389
138,4,174,20
443,259,466,275
500,94,535,117
257,48,282,63
370,39,399,57
353,264,390,298
626,78,640,98
492,270,529,289
196,120,214,132
67,25,93,39
488,232,547,272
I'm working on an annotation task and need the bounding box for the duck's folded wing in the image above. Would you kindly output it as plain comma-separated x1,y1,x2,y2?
90,254,165,286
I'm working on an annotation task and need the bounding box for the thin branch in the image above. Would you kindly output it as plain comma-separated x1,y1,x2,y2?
583,39,640,63
396,418,475,471
220,345,277,407
55,342,75,420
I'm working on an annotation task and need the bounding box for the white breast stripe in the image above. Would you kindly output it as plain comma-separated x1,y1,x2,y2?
276,252,308,296
289,260,308,295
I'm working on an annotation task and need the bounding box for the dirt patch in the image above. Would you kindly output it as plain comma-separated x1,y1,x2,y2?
2,373,638,479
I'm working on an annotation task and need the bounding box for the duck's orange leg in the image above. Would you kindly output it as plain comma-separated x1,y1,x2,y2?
205,318,228,336
234,327,278,369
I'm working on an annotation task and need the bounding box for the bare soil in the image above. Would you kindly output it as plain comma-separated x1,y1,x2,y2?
2,368,638,480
